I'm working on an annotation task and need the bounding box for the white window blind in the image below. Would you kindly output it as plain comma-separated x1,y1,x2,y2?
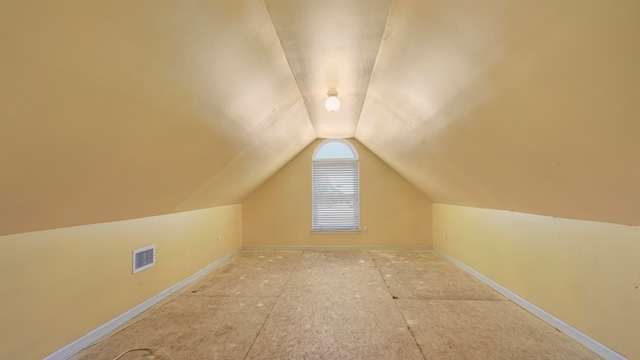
312,159,360,232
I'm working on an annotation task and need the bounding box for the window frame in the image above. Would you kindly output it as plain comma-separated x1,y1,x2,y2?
311,139,360,233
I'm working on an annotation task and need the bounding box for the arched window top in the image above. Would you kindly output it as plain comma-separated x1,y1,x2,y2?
311,139,360,232
313,139,358,160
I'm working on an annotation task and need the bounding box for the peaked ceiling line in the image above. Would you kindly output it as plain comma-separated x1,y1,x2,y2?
352,0,397,139
264,0,394,139
260,0,317,140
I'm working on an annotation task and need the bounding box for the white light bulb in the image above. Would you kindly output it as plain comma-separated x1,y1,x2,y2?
325,94,340,112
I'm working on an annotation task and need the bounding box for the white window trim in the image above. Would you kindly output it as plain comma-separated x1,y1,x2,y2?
312,139,360,233
312,139,359,161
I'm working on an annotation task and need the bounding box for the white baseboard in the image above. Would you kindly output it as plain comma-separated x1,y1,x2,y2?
242,245,433,251
434,249,626,360
44,248,241,360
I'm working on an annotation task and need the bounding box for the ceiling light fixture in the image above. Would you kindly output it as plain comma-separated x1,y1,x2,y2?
325,90,340,112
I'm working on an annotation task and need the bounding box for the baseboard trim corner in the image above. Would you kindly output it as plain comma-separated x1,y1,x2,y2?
44,248,241,360
434,249,626,360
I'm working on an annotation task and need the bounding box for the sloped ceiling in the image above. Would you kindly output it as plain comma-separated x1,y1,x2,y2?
357,0,640,226
264,0,392,138
0,1,315,235
1,0,639,236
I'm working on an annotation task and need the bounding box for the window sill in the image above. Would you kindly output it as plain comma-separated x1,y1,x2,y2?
311,229,361,234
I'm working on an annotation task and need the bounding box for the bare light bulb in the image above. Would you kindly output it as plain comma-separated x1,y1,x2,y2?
325,90,340,112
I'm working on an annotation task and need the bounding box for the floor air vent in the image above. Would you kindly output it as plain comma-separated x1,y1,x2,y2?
133,245,156,273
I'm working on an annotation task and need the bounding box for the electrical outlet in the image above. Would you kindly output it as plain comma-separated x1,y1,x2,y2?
217,235,221,245
363,226,368,234
444,231,447,240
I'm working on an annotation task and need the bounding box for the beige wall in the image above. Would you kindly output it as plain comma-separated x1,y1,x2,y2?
432,203,640,359
243,139,432,248
0,204,242,360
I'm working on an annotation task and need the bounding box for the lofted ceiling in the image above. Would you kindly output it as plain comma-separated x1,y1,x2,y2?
264,0,392,138
1,0,639,236
357,0,640,226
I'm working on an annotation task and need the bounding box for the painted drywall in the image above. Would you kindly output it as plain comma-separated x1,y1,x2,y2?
0,204,242,360
243,139,432,248
432,203,640,359
357,0,640,226
5,0,638,238
0,0,314,236
265,0,393,138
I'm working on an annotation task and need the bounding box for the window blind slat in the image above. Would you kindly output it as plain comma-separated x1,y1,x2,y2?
312,158,360,231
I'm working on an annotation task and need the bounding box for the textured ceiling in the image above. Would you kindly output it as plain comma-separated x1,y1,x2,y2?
1,0,639,235
357,0,640,226
265,0,393,138
0,0,315,235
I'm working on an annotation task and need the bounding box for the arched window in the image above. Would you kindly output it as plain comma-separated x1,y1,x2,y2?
312,139,360,232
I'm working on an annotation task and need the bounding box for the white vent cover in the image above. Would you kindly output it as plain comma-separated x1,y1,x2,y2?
132,245,156,273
